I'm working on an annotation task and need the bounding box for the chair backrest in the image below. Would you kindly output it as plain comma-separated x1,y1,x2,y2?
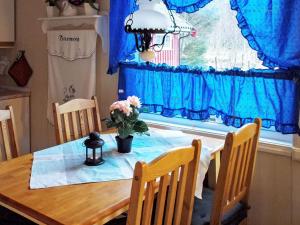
0,106,20,160
126,140,202,225
53,96,102,144
210,118,262,225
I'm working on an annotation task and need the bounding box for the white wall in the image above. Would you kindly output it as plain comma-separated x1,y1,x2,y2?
0,0,117,150
249,149,293,225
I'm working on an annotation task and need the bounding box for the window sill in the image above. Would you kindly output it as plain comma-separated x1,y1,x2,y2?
143,118,293,158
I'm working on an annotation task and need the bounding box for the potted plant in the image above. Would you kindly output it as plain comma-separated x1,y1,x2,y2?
84,0,99,15
45,0,59,17
106,96,149,153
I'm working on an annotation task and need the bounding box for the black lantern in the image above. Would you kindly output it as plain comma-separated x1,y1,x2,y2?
84,132,105,166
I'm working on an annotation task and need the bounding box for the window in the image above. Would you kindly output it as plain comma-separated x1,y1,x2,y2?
153,34,173,50
125,0,294,143
179,0,266,70
134,0,266,70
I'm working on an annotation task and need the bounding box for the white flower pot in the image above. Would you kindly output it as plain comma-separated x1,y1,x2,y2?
77,5,85,15
46,6,59,17
84,3,99,16
61,1,78,17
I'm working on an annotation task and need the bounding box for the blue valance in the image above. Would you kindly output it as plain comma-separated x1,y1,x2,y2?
119,62,300,134
107,0,136,74
230,0,300,69
164,0,213,13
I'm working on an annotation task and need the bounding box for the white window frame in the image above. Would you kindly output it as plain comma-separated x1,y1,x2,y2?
153,34,173,51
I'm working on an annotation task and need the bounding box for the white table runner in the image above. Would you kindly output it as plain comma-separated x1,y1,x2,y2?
30,129,219,198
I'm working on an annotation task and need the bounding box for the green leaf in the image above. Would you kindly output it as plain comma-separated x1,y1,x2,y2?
85,0,99,10
118,127,132,139
113,110,124,124
133,120,149,133
105,120,116,129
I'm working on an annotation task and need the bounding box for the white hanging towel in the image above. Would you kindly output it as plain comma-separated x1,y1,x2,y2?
47,30,97,123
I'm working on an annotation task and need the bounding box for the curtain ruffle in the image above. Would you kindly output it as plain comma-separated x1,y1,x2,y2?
119,62,300,134
120,61,298,79
164,0,213,13
141,104,299,134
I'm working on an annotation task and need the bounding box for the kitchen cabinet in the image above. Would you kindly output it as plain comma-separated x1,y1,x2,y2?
0,89,30,161
0,0,15,47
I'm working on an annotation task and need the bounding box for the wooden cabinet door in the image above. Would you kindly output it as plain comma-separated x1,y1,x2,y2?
0,0,15,47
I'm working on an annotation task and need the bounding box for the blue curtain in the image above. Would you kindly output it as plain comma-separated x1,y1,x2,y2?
164,0,213,13
230,0,300,69
119,62,300,134
107,0,136,74
108,0,300,72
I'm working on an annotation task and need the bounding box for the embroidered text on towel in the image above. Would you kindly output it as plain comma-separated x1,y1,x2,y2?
58,35,80,42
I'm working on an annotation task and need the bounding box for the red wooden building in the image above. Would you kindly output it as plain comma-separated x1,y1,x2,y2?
152,34,180,66
151,14,194,66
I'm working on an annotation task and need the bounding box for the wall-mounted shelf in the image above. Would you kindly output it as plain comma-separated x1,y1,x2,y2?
38,14,108,53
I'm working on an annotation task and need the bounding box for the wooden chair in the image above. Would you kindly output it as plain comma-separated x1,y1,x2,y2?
192,118,262,225
106,139,202,225
0,105,20,160
0,106,35,224
53,96,102,144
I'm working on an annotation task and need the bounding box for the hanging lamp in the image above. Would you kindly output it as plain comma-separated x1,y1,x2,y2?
124,0,179,61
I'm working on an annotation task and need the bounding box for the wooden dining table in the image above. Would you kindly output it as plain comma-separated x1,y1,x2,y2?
0,130,224,225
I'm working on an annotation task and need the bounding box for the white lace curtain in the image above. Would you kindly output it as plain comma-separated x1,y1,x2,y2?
201,0,265,70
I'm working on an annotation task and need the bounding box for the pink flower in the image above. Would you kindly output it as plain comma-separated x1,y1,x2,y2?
109,100,132,116
120,100,132,116
127,96,141,108
109,101,120,112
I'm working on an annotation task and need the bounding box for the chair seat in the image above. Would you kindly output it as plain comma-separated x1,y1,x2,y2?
0,206,37,225
106,188,248,225
192,188,248,225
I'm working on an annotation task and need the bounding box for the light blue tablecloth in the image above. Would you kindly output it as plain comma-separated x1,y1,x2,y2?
30,129,216,198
